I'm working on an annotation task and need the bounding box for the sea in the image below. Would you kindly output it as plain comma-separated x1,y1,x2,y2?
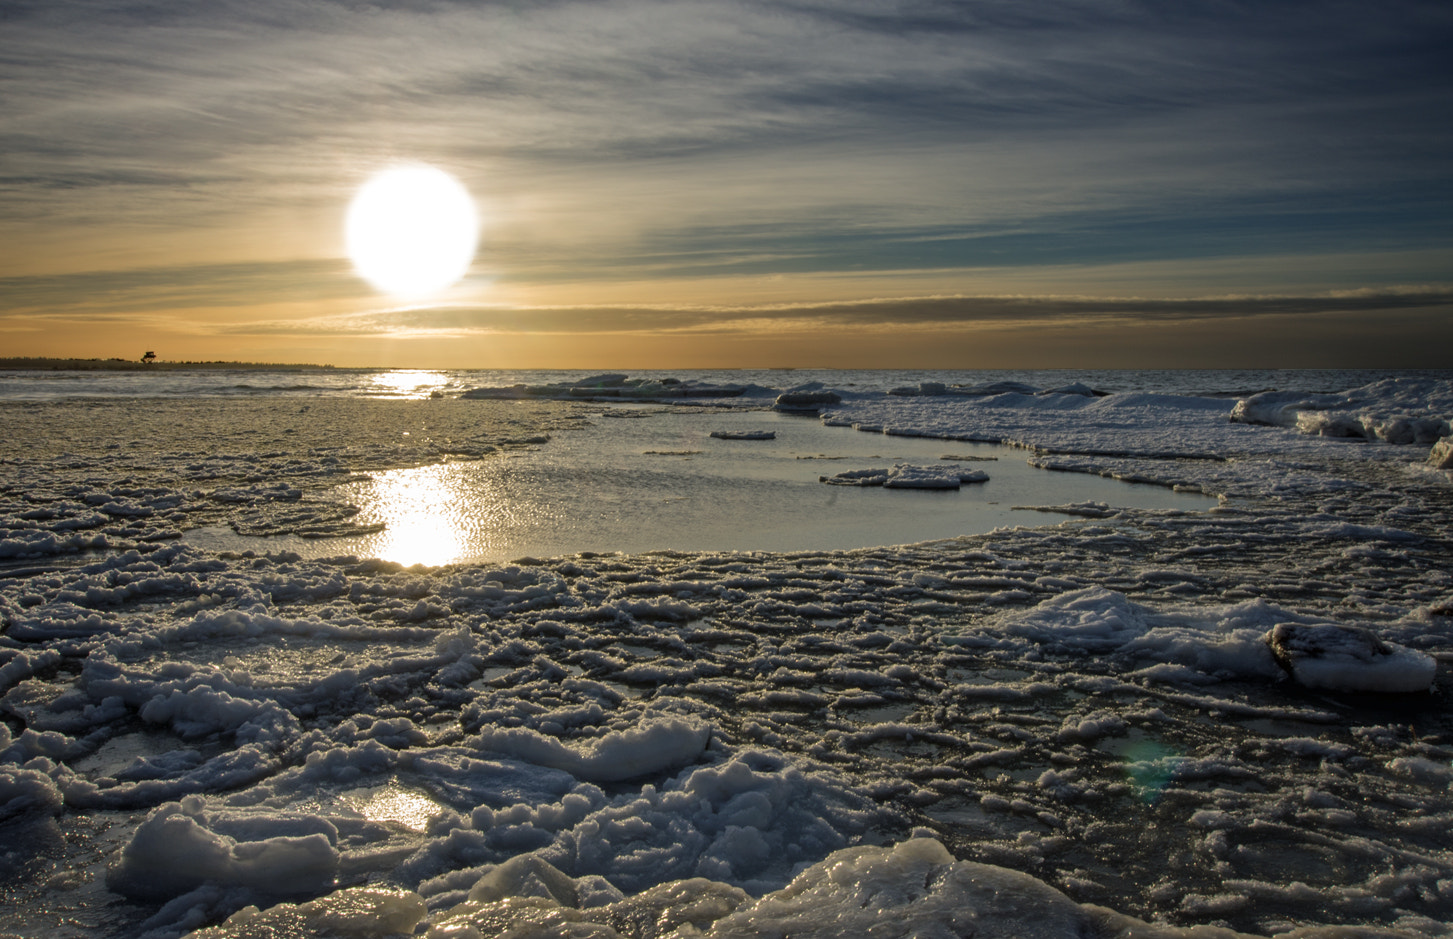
5,365,1449,402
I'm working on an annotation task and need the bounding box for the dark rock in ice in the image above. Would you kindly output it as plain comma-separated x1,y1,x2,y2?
710,430,775,440
1264,622,1436,694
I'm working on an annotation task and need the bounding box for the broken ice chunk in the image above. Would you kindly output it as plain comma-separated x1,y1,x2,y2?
820,464,989,489
1429,437,1453,469
882,464,975,489
773,383,842,412
1264,623,1436,694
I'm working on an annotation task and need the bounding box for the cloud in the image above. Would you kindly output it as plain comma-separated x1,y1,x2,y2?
192,288,1453,340
0,259,364,317
3,1,1450,269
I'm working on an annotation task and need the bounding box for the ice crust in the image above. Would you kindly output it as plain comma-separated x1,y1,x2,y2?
820,463,991,488
1265,623,1437,694
1,378,1452,938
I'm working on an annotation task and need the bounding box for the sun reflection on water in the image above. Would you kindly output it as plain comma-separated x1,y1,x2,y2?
350,465,471,566
340,461,557,567
365,369,450,399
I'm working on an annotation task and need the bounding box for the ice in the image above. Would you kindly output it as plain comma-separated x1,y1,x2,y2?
177,836,1453,938
181,886,426,938
0,765,63,821
1231,379,1453,447
707,837,1094,939
1038,382,1103,397
2,376,1452,937
109,797,341,900
1431,437,1453,469
1265,623,1437,694
470,718,711,783
820,463,990,488
773,382,844,411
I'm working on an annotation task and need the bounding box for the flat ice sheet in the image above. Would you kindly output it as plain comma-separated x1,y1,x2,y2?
182,405,1215,565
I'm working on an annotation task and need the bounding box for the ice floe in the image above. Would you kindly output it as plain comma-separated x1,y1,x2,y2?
1230,378,1453,446
1265,623,1437,694
773,383,843,412
820,463,990,489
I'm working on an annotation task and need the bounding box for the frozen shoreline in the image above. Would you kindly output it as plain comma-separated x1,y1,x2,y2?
2,377,1451,937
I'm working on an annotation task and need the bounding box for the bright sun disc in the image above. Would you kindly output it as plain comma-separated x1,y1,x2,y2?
346,165,478,298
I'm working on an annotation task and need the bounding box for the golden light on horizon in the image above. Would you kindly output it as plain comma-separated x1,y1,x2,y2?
346,166,479,299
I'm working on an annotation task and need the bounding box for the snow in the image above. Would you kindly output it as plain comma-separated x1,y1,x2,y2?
109,797,342,900
820,463,990,488
1265,623,1437,694
773,383,844,411
1231,379,1453,446
0,374,1451,938
1431,437,1453,470
469,718,711,783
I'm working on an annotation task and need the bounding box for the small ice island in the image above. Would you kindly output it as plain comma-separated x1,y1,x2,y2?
821,463,990,489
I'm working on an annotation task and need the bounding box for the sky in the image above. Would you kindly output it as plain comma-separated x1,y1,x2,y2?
2,0,1451,369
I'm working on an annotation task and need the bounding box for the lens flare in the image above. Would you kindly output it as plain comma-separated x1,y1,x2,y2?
1120,739,1186,804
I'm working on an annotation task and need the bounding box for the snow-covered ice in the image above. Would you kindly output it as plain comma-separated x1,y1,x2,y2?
1,372,1451,938
1265,623,1437,694
820,463,991,488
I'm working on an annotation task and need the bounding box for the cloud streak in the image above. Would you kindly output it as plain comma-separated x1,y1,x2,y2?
168,288,1453,338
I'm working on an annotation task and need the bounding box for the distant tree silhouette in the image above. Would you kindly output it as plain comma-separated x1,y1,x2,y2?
141,351,156,365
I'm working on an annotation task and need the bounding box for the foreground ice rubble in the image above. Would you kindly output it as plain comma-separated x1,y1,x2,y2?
1,379,1452,938
189,836,1396,939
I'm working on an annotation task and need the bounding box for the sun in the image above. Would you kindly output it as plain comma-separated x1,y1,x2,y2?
346,165,479,299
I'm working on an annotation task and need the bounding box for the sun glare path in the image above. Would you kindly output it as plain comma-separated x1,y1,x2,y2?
346,165,479,299
365,369,450,399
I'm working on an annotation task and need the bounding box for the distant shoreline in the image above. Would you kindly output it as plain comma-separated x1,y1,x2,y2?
0,357,337,372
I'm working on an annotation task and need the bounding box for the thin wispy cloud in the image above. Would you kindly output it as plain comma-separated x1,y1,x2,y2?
127,288,1453,339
